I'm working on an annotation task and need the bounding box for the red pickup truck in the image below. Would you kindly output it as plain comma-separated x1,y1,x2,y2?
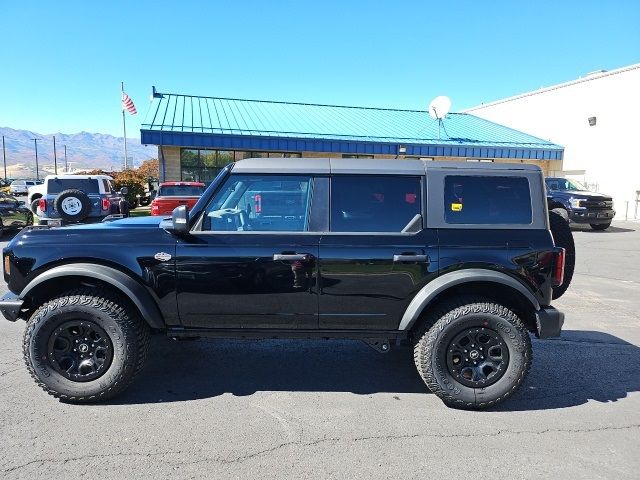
150,182,205,216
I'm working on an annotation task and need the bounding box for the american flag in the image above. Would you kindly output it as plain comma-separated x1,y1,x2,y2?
122,92,137,115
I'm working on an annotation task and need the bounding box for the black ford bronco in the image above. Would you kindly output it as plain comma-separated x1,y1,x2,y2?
1,158,573,409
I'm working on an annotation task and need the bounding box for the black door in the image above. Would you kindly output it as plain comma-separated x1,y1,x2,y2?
176,173,320,329
319,175,438,330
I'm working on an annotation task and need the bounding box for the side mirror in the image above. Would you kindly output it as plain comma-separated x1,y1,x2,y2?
171,205,190,234
119,186,129,195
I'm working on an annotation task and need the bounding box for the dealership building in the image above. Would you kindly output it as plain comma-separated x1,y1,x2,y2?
140,88,563,183
466,64,640,219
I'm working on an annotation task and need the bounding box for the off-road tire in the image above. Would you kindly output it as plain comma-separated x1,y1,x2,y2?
23,288,150,403
551,207,569,222
118,200,130,217
590,222,611,231
413,296,532,409
549,210,575,299
30,198,40,215
54,189,92,222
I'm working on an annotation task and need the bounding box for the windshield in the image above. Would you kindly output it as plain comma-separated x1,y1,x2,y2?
545,178,586,191
158,184,205,197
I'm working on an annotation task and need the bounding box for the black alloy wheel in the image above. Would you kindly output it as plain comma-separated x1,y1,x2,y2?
23,288,150,402
47,320,113,382
413,296,532,409
446,327,509,388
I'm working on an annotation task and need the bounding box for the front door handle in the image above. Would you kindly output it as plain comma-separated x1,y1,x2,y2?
393,254,428,263
273,253,310,261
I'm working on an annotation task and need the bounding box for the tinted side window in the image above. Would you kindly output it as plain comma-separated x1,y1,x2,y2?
444,175,532,224
330,175,422,232
202,174,312,232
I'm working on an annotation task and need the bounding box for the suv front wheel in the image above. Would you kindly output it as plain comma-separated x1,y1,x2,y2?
23,288,150,402
413,297,532,409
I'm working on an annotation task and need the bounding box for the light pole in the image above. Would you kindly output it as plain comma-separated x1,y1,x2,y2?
64,145,68,172
53,136,58,174
31,138,39,180
2,135,6,182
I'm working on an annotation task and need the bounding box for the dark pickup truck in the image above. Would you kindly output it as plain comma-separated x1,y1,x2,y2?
545,177,615,230
1,158,572,409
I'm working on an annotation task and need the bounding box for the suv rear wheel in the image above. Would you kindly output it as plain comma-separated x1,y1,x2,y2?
23,288,149,402
413,297,532,409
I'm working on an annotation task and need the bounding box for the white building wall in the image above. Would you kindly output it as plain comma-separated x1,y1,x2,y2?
466,64,640,219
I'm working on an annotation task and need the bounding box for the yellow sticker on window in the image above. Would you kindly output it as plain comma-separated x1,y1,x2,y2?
451,203,463,212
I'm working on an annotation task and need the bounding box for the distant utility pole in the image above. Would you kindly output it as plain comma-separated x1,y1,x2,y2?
2,135,6,182
52,136,58,174
64,145,68,172
31,138,39,180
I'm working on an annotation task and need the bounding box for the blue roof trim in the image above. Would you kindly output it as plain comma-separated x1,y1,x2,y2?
141,130,564,161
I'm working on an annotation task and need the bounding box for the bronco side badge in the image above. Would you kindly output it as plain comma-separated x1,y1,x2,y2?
154,252,172,262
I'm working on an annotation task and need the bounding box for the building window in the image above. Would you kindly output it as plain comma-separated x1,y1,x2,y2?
180,149,234,183
180,149,303,183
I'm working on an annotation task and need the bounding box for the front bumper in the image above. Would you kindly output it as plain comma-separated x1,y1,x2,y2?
0,292,24,322
535,306,564,339
569,209,615,224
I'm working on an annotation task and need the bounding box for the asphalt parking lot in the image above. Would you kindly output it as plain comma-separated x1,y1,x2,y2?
1,222,639,479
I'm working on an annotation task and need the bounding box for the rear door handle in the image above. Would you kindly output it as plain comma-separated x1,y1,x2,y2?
273,253,310,261
393,254,428,263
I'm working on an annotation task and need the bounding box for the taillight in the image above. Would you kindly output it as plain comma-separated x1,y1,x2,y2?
554,248,566,286
254,194,262,214
38,198,46,212
102,198,110,210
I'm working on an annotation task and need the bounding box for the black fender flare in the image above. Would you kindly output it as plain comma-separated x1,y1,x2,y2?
20,263,164,329
398,268,540,331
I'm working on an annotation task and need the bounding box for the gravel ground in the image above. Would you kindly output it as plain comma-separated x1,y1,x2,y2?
1,221,639,479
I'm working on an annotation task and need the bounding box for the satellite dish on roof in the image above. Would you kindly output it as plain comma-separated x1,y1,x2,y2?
428,96,452,120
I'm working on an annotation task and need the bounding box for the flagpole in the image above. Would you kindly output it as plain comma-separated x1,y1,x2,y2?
121,81,128,170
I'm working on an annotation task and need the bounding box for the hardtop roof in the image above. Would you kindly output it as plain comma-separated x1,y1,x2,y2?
231,157,542,175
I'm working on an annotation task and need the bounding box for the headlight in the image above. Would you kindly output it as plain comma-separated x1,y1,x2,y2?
569,198,584,209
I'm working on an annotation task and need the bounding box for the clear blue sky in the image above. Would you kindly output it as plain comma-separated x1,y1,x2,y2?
1,0,638,137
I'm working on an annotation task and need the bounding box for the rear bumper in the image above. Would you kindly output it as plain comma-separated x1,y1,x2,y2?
0,292,24,322
569,209,615,224
535,306,564,339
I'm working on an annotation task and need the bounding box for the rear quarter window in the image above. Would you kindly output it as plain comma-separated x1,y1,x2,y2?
444,175,532,225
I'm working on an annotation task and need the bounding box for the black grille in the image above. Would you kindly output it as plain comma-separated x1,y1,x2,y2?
583,199,613,209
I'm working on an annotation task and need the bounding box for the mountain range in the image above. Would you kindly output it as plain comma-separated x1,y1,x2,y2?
0,127,156,178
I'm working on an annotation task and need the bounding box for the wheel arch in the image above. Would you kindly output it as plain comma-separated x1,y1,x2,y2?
400,269,540,333
20,263,165,329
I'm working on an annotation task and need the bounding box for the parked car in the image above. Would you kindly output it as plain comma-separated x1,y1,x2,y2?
27,182,46,213
10,179,40,195
34,174,129,226
136,179,160,207
150,181,205,216
545,177,615,230
0,192,33,235
1,158,572,409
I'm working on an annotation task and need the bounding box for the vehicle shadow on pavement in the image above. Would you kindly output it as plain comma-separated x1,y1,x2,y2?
113,337,427,404
109,330,639,408
572,225,636,234
497,330,640,411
